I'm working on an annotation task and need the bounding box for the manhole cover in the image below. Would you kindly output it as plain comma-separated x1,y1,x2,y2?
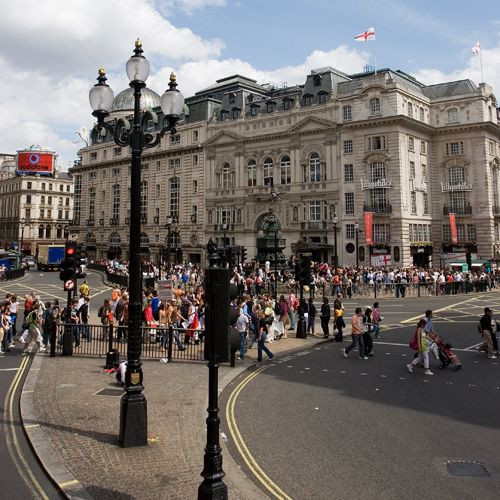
446,461,491,477
95,388,123,397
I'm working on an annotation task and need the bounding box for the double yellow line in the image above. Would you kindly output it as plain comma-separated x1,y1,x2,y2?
3,356,49,500
226,366,292,500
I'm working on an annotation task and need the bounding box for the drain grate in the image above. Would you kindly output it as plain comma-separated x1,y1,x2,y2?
445,460,491,477
95,388,124,397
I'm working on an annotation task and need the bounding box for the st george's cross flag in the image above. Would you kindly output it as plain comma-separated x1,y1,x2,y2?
355,27,375,42
472,41,481,55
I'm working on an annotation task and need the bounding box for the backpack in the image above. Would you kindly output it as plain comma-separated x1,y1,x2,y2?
274,302,281,316
409,332,419,351
97,306,104,318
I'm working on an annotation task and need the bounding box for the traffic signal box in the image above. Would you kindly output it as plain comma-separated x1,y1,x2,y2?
60,241,78,291
295,255,312,285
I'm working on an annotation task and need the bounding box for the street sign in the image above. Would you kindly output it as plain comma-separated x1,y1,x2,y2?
157,280,173,301
462,264,469,272
64,279,76,291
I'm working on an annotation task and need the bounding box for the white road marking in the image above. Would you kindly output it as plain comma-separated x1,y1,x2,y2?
464,343,482,351
0,368,19,372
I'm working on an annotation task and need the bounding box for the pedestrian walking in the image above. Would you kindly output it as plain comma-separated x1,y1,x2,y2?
307,297,316,335
407,319,434,376
372,302,381,339
236,309,249,360
478,307,499,359
362,306,374,356
343,307,367,359
334,294,345,342
320,297,331,338
257,310,274,362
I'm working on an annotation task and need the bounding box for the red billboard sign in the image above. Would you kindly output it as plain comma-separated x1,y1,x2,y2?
16,151,54,175
364,212,373,245
449,213,458,244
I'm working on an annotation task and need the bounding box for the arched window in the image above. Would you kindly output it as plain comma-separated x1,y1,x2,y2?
419,107,425,121
309,152,321,183
45,225,51,239
447,107,458,123
112,184,120,221
109,232,121,247
318,92,328,104
303,94,312,106
221,163,232,189
292,206,298,221
280,155,291,184
208,211,213,224
343,105,352,121
247,159,256,187
140,181,148,223
38,225,44,239
56,225,62,239
370,97,381,114
263,158,274,186
170,177,179,220
85,232,96,244
407,102,413,117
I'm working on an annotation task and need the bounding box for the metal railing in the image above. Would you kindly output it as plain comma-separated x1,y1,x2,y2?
54,323,205,362
3,268,26,281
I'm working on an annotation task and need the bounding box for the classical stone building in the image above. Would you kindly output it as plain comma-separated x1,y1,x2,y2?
74,66,500,268
0,148,74,255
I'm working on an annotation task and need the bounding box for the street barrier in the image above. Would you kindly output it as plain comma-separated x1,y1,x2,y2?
53,323,205,362
3,268,26,281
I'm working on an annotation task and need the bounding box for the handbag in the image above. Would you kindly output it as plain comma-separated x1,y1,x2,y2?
409,333,419,351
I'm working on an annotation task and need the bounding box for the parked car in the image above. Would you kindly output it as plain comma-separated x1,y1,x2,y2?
23,257,37,270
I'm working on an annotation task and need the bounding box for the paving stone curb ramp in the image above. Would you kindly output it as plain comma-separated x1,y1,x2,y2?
20,337,327,499
21,354,93,499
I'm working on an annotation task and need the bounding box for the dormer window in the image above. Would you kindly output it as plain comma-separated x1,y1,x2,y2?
247,93,254,103
232,108,240,119
229,93,236,104
250,105,258,116
447,107,458,123
220,110,229,121
313,75,322,86
267,102,275,113
283,98,292,110
318,92,328,104
303,95,312,106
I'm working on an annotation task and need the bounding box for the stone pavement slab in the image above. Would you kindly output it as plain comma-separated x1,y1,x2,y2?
23,334,326,499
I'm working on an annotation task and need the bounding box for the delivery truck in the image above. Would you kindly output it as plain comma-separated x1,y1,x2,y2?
37,244,65,271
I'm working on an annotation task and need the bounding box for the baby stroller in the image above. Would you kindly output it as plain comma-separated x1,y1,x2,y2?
434,334,462,370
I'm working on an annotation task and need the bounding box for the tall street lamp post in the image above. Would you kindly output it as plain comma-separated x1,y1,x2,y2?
89,39,184,448
355,219,359,268
332,215,338,267
165,215,173,273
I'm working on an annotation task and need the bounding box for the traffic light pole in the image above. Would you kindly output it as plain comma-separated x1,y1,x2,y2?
62,290,73,356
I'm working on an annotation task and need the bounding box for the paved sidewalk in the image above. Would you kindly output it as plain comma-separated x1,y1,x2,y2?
23,334,327,499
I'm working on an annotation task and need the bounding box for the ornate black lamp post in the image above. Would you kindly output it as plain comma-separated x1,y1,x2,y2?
165,215,173,272
355,219,359,268
332,215,338,267
89,39,184,448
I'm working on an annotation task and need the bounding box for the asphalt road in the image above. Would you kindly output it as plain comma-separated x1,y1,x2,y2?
221,293,500,500
0,270,111,499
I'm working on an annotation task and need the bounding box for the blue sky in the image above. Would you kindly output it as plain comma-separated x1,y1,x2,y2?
0,0,498,169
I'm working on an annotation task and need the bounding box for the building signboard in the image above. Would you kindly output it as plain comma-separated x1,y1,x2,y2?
440,182,472,193
360,178,392,190
16,150,55,175
371,254,392,266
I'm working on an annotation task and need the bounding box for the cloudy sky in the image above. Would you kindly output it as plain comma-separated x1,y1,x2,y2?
1,0,499,169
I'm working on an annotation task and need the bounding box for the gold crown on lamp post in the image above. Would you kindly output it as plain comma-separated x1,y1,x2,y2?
98,66,106,76
170,72,177,82
135,38,142,49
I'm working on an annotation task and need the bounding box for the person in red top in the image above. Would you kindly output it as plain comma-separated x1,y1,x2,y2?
23,294,33,320
343,307,367,359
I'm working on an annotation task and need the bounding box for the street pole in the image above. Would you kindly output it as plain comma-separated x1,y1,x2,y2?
89,40,184,448
274,230,278,303
355,220,359,268
199,240,228,499
333,220,338,267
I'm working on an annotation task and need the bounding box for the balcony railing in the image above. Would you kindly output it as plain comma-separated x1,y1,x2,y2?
300,221,328,231
87,219,95,226
109,217,119,225
363,203,392,214
443,205,472,215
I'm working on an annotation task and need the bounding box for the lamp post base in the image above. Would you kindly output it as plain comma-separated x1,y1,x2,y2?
119,392,148,448
198,479,228,500
296,316,307,339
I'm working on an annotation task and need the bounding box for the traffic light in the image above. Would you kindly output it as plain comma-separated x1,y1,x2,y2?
241,247,247,263
60,241,77,291
295,255,312,285
77,243,87,265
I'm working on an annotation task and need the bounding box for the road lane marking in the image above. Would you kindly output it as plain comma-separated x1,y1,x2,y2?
374,341,481,353
59,479,80,489
226,366,292,500
0,368,20,372
3,356,49,500
400,295,487,324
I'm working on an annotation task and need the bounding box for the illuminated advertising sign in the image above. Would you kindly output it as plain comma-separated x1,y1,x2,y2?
16,151,54,175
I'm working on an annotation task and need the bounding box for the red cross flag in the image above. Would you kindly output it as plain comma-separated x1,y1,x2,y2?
355,27,375,42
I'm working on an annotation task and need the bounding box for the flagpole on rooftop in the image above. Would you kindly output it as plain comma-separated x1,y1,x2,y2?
373,36,377,75
479,40,484,83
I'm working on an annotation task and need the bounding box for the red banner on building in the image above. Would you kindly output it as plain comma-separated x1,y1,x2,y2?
449,213,458,244
364,212,373,245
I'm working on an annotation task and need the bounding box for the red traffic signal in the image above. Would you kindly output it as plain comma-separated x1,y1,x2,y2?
60,241,78,282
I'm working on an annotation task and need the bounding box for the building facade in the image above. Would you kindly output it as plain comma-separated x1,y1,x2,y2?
74,66,500,268
0,149,74,255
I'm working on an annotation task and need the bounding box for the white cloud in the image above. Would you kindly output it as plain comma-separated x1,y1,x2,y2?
159,0,227,14
414,45,500,96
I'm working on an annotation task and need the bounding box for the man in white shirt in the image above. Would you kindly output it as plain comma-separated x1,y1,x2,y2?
236,310,249,361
